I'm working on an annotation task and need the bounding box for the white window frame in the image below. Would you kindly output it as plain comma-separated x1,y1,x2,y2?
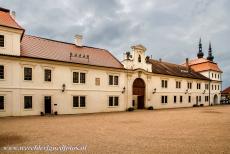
23,95,33,111
72,95,86,109
72,70,87,84
108,96,119,107
0,94,6,112
0,34,5,48
108,74,120,86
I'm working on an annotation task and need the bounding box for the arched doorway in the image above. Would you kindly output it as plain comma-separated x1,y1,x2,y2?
133,78,145,109
214,94,218,105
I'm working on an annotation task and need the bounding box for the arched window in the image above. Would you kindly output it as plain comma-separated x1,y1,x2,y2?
138,55,141,63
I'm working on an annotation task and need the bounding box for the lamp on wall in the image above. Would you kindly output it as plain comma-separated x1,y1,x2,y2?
152,88,156,94
122,87,126,94
203,90,206,94
62,84,66,92
185,89,188,94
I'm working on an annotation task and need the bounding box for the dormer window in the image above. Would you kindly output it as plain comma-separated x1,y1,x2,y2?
0,35,4,47
138,55,141,63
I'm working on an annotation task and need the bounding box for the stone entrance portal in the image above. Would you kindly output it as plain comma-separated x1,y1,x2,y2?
133,78,145,109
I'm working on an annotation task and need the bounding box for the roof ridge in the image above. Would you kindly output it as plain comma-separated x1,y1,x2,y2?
24,34,110,51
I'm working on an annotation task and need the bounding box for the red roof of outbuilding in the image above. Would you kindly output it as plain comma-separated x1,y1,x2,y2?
0,7,24,30
222,87,230,94
20,35,124,69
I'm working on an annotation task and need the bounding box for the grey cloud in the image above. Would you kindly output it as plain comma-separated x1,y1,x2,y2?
0,0,229,88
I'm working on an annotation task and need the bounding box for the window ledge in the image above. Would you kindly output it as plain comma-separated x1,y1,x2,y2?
73,107,86,109
24,109,33,111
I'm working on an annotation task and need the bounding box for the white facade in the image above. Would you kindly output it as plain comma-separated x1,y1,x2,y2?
0,9,222,117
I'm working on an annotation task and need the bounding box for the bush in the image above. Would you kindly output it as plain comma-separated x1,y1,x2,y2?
148,106,154,110
127,107,134,112
200,104,204,107
193,104,199,107
54,111,58,115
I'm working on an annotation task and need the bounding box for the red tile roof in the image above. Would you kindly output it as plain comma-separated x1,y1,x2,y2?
0,7,24,30
20,35,124,69
222,87,230,94
182,58,222,73
149,59,209,80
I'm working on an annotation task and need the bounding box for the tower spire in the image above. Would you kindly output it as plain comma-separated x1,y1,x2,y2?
197,38,204,58
207,42,214,61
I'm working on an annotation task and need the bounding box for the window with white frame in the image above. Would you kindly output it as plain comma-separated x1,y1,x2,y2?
161,96,168,104
44,69,52,82
73,96,86,108
24,96,32,109
176,81,181,89
205,84,209,90
197,83,201,89
108,96,119,107
109,75,119,85
73,72,86,84
174,96,177,103
161,80,168,88
187,82,192,89
180,96,183,103
188,96,191,103
0,65,4,79
205,96,209,102
0,35,4,47
0,96,4,110
24,67,32,81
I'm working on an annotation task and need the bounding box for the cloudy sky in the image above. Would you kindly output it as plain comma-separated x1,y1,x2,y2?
1,0,229,88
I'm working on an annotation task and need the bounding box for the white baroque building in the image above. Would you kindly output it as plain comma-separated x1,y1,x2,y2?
0,8,222,116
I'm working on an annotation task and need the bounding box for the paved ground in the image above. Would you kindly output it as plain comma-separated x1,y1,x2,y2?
0,105,230,154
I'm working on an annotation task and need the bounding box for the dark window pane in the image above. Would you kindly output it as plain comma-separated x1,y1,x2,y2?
44,69,51,81
165,96,168,103
189,96,191,103
109,97,113,106
180,96,183,103
161,96,164,103
73,96,79,107
161,80,164,88
24,96,32,109
80,73,85,83
114,97,119,106
73,72,79,83
80,96,85,107
24,67,32,80
114,76,119,85
109,75,113,85
165,81,168,88
0,35,4,47
0,96,4,110
174,96,177,103
0,65,4,79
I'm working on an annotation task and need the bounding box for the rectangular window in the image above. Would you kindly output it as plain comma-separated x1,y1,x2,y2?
161,96,168,104
80,73,85,83
0,65,4,79
205,96,209,102
161,80,168,88
180,96,183,103
205,84,209,90
176,81,181,89
0,96,4,110
108,96,119,106
215,85,217,90
0,35,4,47
188,96,191,103
212,84,213,90
199,96,201,102
24,67,32,81
44,69,52,82
197,83,201,89
174,96,177,103
73,96,86,108
24,96,32,109
187,82,192,89
109,75,119,85
73,72,86,84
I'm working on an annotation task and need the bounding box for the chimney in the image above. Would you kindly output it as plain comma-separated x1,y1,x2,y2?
11,11,16,19
74,35,83,46
186,58,190,71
